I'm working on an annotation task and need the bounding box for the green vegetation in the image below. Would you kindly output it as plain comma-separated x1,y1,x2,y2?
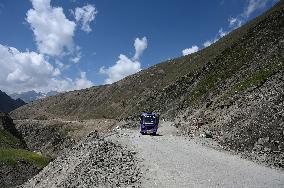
235,62,283,92
0,130,21,148
215,61,284,105
235,69,273,92
0,148,50,168
186,41,252,104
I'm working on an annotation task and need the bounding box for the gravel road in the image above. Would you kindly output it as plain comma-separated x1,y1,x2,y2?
112,122,284,188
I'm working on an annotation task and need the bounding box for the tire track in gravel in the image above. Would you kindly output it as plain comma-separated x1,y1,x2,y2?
112,122,284,188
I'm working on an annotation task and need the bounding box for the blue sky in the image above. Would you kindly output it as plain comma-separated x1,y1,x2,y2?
0,0,278,94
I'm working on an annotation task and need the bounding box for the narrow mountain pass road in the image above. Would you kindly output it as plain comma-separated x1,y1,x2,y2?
111,122,284,188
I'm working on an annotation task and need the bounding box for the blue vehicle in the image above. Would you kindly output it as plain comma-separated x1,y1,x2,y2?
140,112,159,135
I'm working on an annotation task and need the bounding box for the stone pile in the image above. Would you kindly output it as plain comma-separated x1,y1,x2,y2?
20,132,141,188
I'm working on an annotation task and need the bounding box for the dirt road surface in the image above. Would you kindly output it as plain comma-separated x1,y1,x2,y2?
111,122,284,188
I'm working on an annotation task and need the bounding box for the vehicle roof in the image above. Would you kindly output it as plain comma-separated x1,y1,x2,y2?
141,112,157,116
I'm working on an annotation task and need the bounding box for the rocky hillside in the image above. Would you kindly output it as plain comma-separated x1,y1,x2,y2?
11,1,284,121
0,112,50,187
11,1,284,168
0,90,26,113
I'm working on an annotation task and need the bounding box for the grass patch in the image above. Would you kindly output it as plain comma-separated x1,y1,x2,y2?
186,43,253,104
0,130,21,148
234,68,274,92
0,148,50,168
216,61,284,104
234,61,284,92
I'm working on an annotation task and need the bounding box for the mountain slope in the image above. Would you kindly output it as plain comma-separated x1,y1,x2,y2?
10,1,284,169
11,1,284,121
0,90,26,113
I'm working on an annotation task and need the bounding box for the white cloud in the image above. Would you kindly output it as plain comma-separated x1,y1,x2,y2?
218,28,228,38
0,0,96,94
203,40,214,48
182,45,199,56
203,28,227,47
47,73,93,92
100,37,147,84
133,37,147,60
228,17,243,28
228,17,237,26
202,0,274,48
74,4,97,33
100,54,141,84
228,0,272,30
26,0,76,56
0,44,58,93
0,44,93,93
69,45,82,64
244,0,270,18
52,68,61,76
70,52,81,64
74,71,93,90
70,56,80,64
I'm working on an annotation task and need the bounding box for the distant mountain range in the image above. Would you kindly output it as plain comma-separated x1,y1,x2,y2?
0,90,26,113
10,90,59,103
